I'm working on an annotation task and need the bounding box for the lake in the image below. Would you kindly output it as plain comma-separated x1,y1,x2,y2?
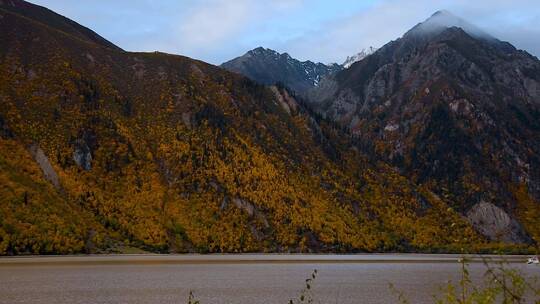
0,254,538,304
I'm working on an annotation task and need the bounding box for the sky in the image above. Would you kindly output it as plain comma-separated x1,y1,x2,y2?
30,0,540,65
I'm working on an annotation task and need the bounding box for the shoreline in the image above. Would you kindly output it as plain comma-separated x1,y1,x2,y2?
0,253,531,266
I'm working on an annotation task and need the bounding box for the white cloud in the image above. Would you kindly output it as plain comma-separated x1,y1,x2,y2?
169,0,304,61
177,0,252,49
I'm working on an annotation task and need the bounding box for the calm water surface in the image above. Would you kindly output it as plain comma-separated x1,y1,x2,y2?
0,254,538,304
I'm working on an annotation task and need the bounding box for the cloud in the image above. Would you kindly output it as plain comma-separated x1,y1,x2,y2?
176,0,252,49
167,0,305,61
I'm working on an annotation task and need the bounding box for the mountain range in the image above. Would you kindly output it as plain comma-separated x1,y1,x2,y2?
221,47,378,96
0,1,538,255
221,47,343,95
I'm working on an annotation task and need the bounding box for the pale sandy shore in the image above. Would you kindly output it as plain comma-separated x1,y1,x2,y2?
0,253,531,265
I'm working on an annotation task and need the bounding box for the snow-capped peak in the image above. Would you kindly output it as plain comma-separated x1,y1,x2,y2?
342,47,376,69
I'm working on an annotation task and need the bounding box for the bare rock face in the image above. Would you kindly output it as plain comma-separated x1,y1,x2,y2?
270,86,299,115
221,197,269,229
181,112,192,129
28,143,60,189
232,197,255,217
190,63,205,79
466,201,529,243
73,139,92,171
70,128,98,171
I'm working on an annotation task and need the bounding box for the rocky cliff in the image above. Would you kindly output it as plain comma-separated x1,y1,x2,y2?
308,11,540,243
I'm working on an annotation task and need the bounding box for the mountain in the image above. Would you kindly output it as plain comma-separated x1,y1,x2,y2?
342,47,377,69
1,1,506,255
221,47,342,95
308,11,540,244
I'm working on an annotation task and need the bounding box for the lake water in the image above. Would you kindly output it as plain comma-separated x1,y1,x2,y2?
0,254,538,304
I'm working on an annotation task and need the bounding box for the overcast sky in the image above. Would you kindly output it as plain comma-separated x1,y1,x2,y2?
30,0,540,65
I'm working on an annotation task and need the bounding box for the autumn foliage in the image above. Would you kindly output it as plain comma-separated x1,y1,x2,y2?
0,3,538,255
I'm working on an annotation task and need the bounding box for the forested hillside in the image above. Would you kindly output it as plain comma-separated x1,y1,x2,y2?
0,1,536,255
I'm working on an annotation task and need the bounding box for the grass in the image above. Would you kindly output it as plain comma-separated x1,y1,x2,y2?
183,257,540,304
392,256,540,304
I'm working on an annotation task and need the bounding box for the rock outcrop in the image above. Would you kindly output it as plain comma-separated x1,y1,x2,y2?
28,143,60,189
73,139,92,171
466,201,530,243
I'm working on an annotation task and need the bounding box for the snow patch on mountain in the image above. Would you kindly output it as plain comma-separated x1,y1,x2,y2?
221,47,343,93
343,47,377,69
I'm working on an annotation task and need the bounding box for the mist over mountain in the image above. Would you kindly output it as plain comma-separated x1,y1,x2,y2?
408,10,491,39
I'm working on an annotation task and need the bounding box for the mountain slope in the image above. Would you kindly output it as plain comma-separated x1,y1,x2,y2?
0,0,120,50
0,1,501,254
221,47,342,95
309,11,540,243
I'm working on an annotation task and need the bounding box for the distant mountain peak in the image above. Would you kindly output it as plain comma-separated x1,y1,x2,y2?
221,47,342,94
407,10,490,39
250,46,274,53
247,47,276,57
